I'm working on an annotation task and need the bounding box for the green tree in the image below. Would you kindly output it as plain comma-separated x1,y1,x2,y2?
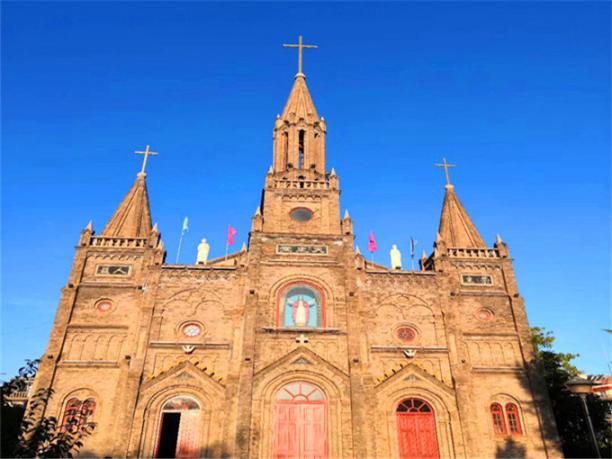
1,360,94,458
532,327,611,458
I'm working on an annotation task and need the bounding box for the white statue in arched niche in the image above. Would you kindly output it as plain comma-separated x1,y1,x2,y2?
280,284,323,328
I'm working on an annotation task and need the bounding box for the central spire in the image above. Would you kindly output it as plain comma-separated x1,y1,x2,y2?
272,37,326,175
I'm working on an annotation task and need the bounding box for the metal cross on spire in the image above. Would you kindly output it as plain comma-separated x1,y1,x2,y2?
283,35,318,76
134,145,159,174
435,158,457,186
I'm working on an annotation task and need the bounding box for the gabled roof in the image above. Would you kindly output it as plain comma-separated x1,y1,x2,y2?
437,185,486,248
101,172,152,238
281,75,319,123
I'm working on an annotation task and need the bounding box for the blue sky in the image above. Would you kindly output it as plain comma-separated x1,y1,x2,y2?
2,2,610,378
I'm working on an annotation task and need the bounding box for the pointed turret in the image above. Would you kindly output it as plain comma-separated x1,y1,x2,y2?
437,184,486,248
281,75,319,122
272,74,326,174
101,173,152,238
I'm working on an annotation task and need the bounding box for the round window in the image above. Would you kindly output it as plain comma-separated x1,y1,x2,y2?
476,308,495,321
289,208,313,222
95,300,113,313
181,322,203,338
396,326,417,343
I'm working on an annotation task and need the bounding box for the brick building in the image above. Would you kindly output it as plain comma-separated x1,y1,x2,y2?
32,55,562,458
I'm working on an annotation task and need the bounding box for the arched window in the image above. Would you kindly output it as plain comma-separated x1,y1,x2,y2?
61,397,96,433
162,396,200,411
276,381,325,401
505,403,522,435
277,283,325,328
490,403,507,435
397,398,432,413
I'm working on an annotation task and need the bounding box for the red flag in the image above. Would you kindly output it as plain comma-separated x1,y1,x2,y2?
368,231,378,253
227,225,237,246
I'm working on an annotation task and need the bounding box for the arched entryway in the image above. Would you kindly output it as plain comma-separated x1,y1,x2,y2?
272,381,328,458
154,396,201,458
396,398,440,459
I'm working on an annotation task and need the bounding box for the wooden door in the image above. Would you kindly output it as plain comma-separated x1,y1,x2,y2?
396,399,440,459
301,404,326,459
273,403,327,459
175,410,200,458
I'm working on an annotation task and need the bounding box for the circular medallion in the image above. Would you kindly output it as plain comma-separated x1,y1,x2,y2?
476,308,495,321
289,207,313,222
95,300,113,313
396,326,417,343
181,322,203,338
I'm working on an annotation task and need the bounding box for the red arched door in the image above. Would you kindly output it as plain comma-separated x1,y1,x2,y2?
273,382,328,459
396,398,440,459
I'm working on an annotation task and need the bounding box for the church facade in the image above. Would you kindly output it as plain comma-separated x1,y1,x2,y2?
32,52,562,458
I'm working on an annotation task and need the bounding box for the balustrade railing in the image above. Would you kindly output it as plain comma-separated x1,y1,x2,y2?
90,237,147,248
273,179,330,190
447,247,499,258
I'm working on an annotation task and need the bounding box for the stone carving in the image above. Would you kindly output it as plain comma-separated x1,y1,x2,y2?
467,339,521,368
461,274,493,285
95,265,130,276
62,332,125,362
276,244,328,255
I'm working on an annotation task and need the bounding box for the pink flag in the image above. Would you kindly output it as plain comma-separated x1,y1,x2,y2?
368,231,378,253
227,225,237,246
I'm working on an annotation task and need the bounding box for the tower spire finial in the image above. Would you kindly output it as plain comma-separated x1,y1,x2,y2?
134,145,159,175
283,35,318,77
434,157,456,187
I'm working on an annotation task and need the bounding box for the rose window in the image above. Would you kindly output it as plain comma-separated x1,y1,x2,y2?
95,300,113,313
396,326,417,343
476,308,495,321
181,323,203,338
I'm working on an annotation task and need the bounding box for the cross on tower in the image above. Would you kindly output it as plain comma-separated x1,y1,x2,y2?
283,35,318,76
434,158,456,186
134,145,159,174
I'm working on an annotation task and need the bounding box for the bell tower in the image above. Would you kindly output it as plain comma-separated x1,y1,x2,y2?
252,36,344,236
272,75,326,175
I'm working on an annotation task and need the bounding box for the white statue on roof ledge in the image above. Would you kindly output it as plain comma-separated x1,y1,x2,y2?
390,244,402,270
197,239,210,265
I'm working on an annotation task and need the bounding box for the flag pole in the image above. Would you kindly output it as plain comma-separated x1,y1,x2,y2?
176,236,183,264
175,217,189,264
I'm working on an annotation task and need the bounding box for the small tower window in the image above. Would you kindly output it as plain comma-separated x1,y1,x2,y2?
298,130,305,169
490,403,507,435
283,132,289,169
505,403,523,435
61,397,96,433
